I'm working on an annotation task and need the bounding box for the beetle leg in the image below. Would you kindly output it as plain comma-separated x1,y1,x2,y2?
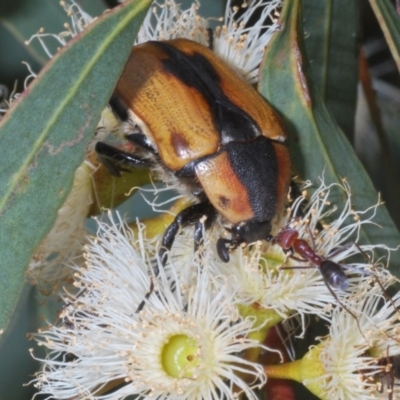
193,222,204,253
289,179,301,200
175,160,197,178
159,202,216,267
95,142,153,177
135,280,154,313
207,28,214,50
289,179,306,218
136,203,216,313
217,238,232,262
194,205,217,253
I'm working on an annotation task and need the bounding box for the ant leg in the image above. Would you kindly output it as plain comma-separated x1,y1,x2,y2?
279,265,313,271
95,142,152,177
391,351,400,379
303,226,349,290
135,280,154,313
279,246,308,264
326,242,354,258
288,255,308,263
306,225,317,252
376,349,392,397
323,278,368,342
386,349,395,400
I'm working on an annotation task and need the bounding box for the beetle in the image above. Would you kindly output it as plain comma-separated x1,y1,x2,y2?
96,38,291,264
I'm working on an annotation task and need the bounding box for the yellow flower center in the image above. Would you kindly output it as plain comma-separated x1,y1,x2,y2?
161,334,200,378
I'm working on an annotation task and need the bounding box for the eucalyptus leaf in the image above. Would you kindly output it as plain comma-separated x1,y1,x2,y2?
0,0,152,333
302,0,360,140
356,63,400,229
259,0,400,271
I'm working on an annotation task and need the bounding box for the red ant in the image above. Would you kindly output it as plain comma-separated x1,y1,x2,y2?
268,222,400,348
267,224,373,337
269,226,349,291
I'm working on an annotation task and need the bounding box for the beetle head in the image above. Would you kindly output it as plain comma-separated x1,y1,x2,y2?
217,220,271,262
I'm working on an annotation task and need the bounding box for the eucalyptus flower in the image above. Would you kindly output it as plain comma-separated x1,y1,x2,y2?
32,215,266,400
136,0,283,82
264,291,400,400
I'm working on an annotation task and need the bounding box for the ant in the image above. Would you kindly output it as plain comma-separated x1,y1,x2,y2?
268,216,400,348
267,223,373,336
269,226,349,291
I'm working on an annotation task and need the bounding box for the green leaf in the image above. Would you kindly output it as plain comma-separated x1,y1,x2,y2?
302,0,360,140
356,61,400,229
0,0,152,333
259,0,400,272
369,0,400,75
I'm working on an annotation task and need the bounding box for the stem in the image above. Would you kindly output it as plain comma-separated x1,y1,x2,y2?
264,359,303,382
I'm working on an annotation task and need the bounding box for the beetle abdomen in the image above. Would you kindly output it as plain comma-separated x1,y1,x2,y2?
195,136,291,224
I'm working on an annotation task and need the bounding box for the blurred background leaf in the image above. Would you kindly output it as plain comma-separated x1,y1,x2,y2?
302,0,360,141
368,0,400,75
0,0,107,92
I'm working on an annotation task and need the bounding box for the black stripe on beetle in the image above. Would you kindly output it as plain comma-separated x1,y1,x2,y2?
225,136,278,222
152,41,261,143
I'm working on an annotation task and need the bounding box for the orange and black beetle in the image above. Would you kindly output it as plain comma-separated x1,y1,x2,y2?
96,38,291,263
